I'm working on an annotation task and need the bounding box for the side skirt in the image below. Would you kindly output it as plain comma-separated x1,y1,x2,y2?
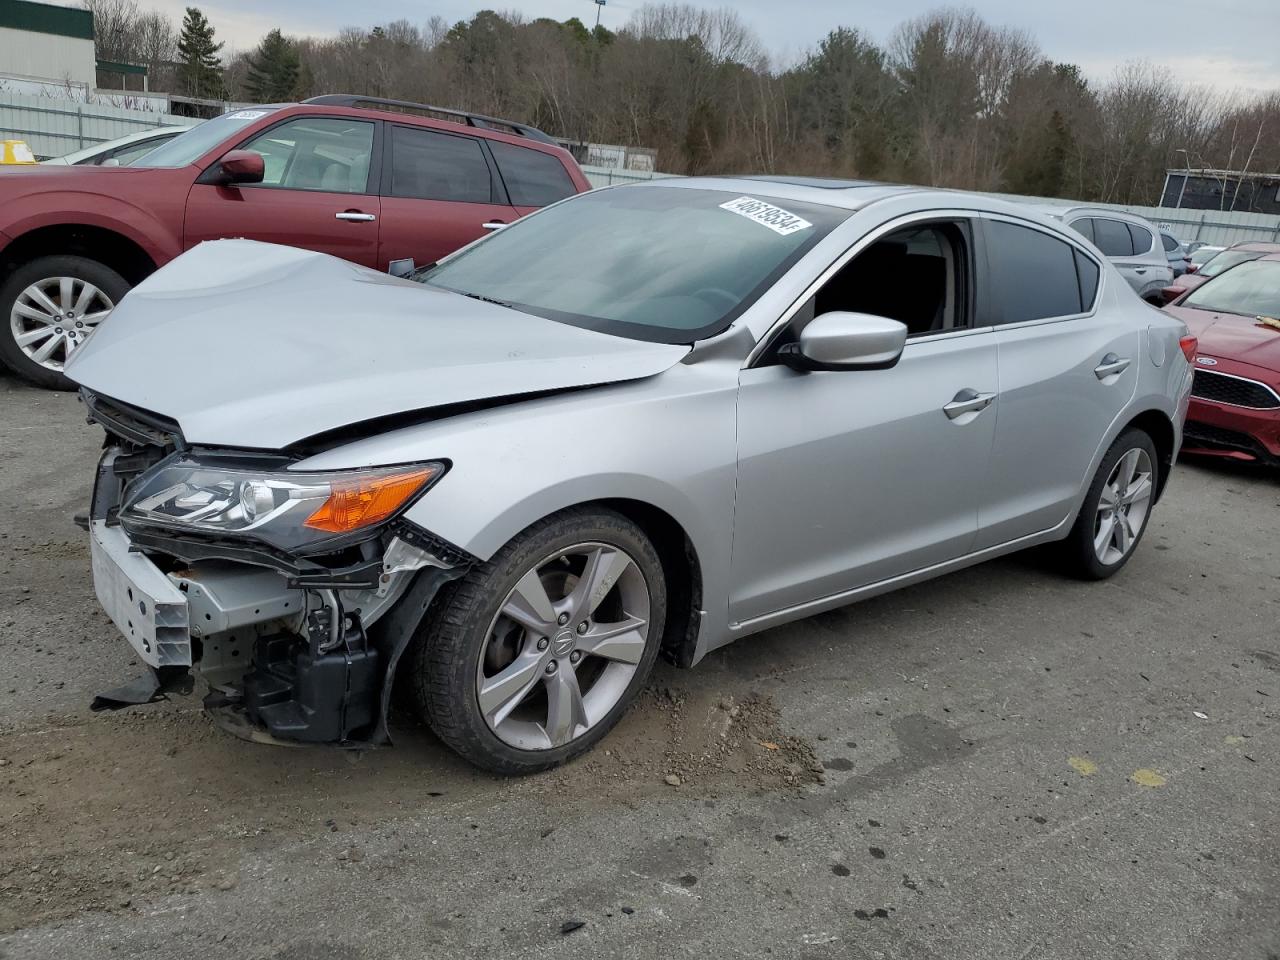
720,516,1072,645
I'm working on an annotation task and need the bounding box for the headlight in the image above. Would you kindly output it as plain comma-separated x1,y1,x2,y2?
120,454,447,552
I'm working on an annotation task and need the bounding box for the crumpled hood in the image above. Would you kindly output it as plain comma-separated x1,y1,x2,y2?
68,240,690,448
1166,304,1280,373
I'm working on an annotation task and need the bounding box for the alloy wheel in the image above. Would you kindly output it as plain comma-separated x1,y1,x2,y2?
476,542,651,751
9,276,114,372
1093,448,1154,565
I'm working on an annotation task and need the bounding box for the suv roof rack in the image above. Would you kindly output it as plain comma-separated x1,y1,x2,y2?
303,95,556,145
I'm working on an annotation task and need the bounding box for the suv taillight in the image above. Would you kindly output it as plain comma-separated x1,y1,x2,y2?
1179,336,1198,362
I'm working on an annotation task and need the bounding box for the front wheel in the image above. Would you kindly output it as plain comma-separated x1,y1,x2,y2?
412,508,666,774
1058,428,1159,580
0,255,129,390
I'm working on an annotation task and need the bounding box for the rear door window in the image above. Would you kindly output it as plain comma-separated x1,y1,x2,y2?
388,126,494,203
489,141,576,207
1092,218,1135,257
984,219,1084,323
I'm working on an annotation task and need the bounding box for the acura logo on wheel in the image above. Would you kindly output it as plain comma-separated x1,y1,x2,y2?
1196,357,1218,366
551,630,576,658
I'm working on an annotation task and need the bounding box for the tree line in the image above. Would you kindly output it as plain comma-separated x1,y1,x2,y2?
85,1,1279,206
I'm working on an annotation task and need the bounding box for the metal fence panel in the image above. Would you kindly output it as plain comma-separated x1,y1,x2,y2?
0,90,198,158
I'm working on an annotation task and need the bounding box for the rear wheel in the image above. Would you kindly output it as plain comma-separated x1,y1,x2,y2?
1058,428,1159,580
0,255,128,390
412,507,666,774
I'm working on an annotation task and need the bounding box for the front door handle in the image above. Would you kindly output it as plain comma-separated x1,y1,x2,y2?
1094,353,1131,380
335,211,376,222
943,388,996,421
481,221,507,231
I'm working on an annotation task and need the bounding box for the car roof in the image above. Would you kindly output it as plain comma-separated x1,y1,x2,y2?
630,175,994,212
1029,203,1158,227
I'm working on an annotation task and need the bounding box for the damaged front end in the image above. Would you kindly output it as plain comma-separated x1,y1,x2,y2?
82,390,471,746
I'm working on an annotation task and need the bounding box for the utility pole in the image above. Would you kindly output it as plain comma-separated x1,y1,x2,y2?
594,0,606,28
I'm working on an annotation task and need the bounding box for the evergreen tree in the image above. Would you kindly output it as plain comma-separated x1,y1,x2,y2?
245,29,300,102
176,7,225,100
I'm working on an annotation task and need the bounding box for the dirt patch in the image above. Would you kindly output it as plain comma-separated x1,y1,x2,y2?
544,680,824,793
0,668,816,933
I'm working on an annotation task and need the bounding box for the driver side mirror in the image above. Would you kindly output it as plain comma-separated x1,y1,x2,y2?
779,311,908,372
213,150,264,185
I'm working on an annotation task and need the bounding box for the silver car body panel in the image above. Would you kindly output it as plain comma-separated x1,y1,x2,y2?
66,240,690,448
73,181,1192,666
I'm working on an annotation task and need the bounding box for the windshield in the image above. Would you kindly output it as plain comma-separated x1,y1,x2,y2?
1182,260,1280,317
1199,249,1261,278
133,108,281,168
421,185,849,343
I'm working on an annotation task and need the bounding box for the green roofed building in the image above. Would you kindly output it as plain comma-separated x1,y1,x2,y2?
0,0,98,91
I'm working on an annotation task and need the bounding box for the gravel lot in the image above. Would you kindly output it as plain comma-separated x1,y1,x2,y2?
1,373,1277,960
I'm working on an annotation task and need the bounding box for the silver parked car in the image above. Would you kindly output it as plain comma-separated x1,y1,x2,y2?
1159,229,1191,278
1037,205,1175,303
67,177,1195,773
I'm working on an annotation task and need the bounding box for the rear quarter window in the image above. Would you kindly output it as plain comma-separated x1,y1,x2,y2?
489,141,577,207
1127,223,1154,256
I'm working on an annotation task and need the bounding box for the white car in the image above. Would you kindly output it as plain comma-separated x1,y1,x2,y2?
42,126,194,167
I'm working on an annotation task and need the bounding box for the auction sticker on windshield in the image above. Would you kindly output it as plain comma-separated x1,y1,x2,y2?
719,196,813,236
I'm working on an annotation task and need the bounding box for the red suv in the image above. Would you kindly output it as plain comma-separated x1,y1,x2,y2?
0,95,590,388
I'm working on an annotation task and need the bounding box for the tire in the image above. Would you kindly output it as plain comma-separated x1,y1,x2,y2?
1058,428,1160,580
412,507,667,775
0,255,130,390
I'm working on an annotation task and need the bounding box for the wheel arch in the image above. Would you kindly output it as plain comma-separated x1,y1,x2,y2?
0,223,159,287
1120,407,1177,500
591,497,704,668
460,496,706,669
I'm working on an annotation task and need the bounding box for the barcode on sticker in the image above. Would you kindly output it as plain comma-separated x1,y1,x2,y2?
719,196,812,236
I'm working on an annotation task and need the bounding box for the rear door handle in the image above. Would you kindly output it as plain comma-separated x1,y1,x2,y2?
1094,353,1131,379
1133,268,1147,275
481,221,507,231
335,211,376,222
943,388,996,421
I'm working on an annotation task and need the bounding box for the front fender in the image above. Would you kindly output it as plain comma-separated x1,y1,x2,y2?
0,188,183,265
295,366,743,660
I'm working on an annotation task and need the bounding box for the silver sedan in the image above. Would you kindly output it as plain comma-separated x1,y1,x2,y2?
68,176,1195,773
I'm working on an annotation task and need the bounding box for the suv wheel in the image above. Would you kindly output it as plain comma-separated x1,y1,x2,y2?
412,507,666,774
0,255,129,390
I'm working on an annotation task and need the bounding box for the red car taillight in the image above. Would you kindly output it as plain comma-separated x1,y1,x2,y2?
1179,336,1198,362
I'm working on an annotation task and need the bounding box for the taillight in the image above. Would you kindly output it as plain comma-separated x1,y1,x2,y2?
1179,336,1198,362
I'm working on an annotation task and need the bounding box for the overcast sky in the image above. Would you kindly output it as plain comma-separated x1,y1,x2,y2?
115,0,1280,94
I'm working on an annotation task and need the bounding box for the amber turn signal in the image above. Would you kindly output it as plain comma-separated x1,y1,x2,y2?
304,467,439,533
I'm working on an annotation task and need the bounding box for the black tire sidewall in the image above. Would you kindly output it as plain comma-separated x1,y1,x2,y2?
1066,428,1160,580
413,508,667,775
0,255,130,390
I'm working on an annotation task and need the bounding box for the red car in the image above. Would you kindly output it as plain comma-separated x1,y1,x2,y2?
1165,253,1280,465
0,95,590,388
1159,241,1280,304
